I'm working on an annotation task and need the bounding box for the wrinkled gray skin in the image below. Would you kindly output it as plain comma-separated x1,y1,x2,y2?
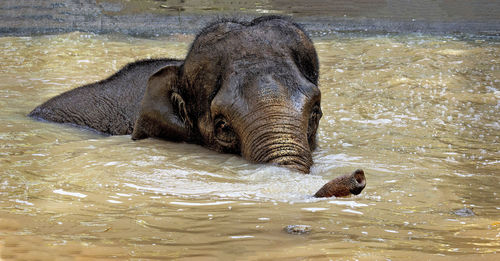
29,59,181,135
29,16,322,173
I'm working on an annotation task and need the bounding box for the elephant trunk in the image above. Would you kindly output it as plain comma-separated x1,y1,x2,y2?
314,169,366,198
240,113,313,173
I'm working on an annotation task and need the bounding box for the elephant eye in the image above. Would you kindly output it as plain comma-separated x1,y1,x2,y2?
214,117,239,152
308,103,322,149
215,118,231,136
310,104,322,122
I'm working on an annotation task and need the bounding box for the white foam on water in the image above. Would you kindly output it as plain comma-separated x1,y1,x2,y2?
230,235,254,239
123,165,329,202
53,189,87,198
169,201,235,206
302,207,329,212
14,199,34,206
342,209,363,215
329,200,368,208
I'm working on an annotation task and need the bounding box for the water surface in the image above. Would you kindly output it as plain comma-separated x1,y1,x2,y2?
0,32,499,259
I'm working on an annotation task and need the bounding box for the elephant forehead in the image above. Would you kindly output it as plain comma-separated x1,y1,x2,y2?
190,22,305,59
251,74,292,100
212,71,317,118
183,18,317,81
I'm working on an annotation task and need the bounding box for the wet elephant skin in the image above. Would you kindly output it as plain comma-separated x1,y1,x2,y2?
29,16,323,174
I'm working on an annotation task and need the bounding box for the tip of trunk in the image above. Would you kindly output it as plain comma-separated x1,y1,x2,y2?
349,169,366,195
313,169,366,198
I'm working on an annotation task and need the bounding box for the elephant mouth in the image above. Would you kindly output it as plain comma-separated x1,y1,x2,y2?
274,163,310,173
249,143,313,174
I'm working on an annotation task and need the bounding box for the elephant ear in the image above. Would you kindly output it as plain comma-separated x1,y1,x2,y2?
132,65,192,141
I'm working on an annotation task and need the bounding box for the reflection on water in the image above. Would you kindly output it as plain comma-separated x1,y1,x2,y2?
0,32,499,259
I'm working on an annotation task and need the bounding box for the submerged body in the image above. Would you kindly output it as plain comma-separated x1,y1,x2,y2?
29,16,366,197
28,56,365,197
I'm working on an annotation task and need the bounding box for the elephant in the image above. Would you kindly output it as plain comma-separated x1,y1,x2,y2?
29,16,366,197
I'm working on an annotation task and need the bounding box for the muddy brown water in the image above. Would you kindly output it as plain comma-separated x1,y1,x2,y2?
0,32,499,259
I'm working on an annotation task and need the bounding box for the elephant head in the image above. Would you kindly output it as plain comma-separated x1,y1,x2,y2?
132,16,322,173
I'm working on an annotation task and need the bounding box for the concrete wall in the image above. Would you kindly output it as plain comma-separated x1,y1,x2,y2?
1,0,499,36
